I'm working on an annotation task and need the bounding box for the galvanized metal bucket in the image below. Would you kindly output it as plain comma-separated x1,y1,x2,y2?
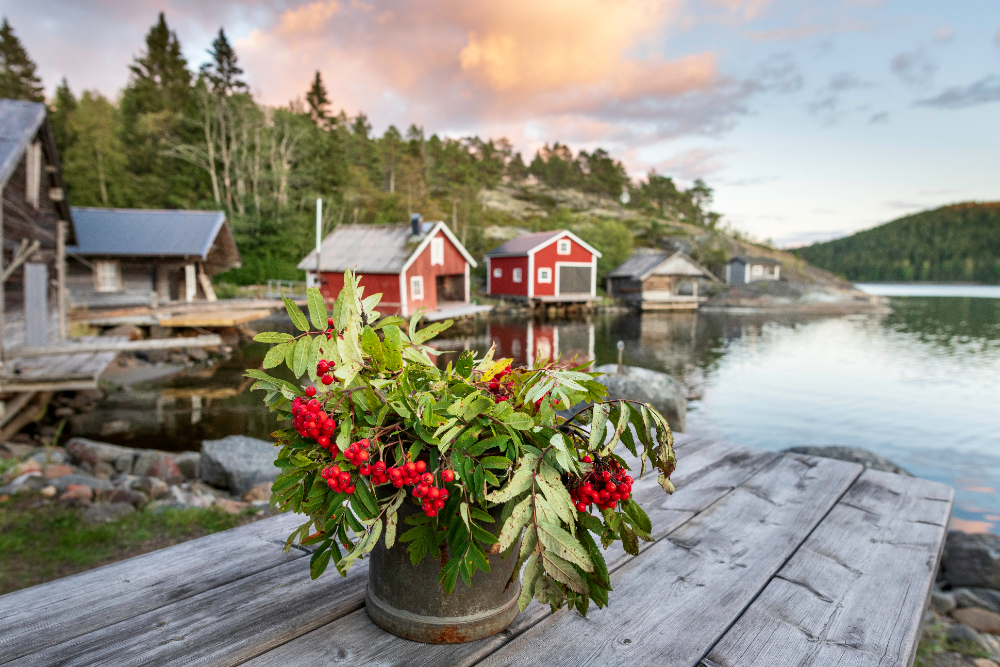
365,496,521,644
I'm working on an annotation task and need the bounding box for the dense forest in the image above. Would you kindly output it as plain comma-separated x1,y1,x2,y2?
795,203,1000,284
0,14,726,287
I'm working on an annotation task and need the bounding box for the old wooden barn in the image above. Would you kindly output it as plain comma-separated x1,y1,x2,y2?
607,249,719,310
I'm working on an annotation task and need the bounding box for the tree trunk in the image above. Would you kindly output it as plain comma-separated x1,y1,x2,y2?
94,145,108,205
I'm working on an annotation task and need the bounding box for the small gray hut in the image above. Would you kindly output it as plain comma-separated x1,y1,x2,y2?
725,256,780,284
607,249,719,310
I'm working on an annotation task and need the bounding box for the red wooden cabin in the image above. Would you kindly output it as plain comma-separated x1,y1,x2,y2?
485,230,600,302
298,218,476,317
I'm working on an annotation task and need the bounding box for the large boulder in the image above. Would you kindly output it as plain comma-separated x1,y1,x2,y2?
944,532,1000,590
782,446,911,476
65,438,136,468
200,435,279,495
591,364,686,432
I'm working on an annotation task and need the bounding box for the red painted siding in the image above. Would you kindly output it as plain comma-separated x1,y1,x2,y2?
319,271,402,314
403,230,469,314
532,235,594,297
487,256,529,297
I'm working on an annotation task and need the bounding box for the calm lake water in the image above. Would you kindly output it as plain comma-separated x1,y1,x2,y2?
72,288,1000,533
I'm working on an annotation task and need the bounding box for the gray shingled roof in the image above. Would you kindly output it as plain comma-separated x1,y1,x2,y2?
69,207,228,258
608,250,668,278
730,256,780,266
0,99,46,188
299,223,429,273
485,231,563,257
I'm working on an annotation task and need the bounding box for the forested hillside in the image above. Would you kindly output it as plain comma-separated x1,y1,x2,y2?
795,203,1000,284
0,14,727,288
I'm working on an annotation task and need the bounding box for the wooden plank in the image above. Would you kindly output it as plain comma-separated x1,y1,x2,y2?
703,469,954,667
237,443,782,667
0,513,307,664
4,558,368,667
159,309,271,327
8,334,223,358
472,454,863,667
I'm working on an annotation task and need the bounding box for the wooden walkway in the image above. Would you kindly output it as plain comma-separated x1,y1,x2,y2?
0,434,954,667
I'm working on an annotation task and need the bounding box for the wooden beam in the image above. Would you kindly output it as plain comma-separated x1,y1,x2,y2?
0,238,41,283
56,221,67,340
6,333,223,358
198,263,218,302
0,391,34,428
0,391,51,443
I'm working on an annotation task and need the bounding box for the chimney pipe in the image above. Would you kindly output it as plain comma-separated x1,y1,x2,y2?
410,213,422,236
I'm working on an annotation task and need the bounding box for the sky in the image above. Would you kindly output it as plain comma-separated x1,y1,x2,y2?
5,0,1000,246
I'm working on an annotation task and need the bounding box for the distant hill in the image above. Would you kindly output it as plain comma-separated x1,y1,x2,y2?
794,203,1000,284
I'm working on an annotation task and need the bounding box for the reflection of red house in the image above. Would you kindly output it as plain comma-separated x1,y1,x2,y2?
485,230,601,302
487,321,594,369
298,217,476,317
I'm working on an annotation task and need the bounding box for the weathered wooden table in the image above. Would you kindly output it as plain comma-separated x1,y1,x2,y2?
0,434,954,667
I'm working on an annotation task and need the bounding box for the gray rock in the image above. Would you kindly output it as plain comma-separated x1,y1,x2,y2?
187,347,209,362
132,450,162,477
65,438,137,467
955,588,1000,613
137,476,169,500
29,450,69,465
82,502,135,524
781,446,911,476
114,453,134,474
50,475,114,493
968,588,1000,615
931,590,957,615
172,451,200,480
0,472,46,495
591,364,686,431
943,531,1000,590
948,623,983,645
200,435,279,495
103,488,148,508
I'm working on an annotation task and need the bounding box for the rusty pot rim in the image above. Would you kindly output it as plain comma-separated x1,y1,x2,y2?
366,583,520,628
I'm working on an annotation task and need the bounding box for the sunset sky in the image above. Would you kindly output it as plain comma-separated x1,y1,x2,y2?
6,0,1000,245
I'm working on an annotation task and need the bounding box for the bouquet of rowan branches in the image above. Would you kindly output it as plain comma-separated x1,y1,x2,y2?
248,270,676,615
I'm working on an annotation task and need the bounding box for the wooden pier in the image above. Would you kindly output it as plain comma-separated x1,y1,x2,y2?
0,433,953,667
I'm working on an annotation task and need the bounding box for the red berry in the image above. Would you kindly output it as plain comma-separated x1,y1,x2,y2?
421,473,434,485
405,462,417,474
345,485,355,494
339,472,351,485
360,465,371,475
426,509,437,517
441,469,455,483
601,471,612,482
328,318,334,327
427,487,440,499
576,502,587,512
439,489,449,500
317,436,330,448
322,375,334,385
305,386,317,397
415,461,426,473
388,467,401,478
582,455,592,463
374,462,386,474
433,498,445,509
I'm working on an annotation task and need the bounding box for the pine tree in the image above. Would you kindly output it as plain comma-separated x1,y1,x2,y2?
305,71,330,122
49,78,77,159
200,28,246,96
125,12,191,114
0,18,43,102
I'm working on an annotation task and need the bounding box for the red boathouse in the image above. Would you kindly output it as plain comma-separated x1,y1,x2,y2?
485,230,601,303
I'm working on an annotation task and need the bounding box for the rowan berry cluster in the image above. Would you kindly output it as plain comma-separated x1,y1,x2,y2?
569,455,634,512
343,438,370,466
381,461,457,517
316,358,336,386
486,365,513,404
320,464,356,494
291,396,337,449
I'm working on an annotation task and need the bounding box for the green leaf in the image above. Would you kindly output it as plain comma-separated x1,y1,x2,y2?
485,453,537,503
440,554,462,595
284,338,298,370
307,287,328,330
373,315,405,330
518,554,542,611
537,521,593,572
263,342,288,369
254,332,294,344
500,409,533,431
413,320,453,344
283,295,311,332
542,552,588,595
577,528,609,588
496,496,531,552
382,325,403,371
480,456,512,469
623,498,652,535
293,334,311,377
361,326,385,368
309,542,332,579
455,351,475,379
354,479,379,517
519,523,538,560
589,403,608,450
408,307,425,339
537,463,576,528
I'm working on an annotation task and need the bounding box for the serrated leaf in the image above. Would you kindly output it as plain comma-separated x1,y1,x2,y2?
263,342,288,369
293,334,311,377
413,320,453,344
537,521,593,572
481,358,513,382
518,554,541,611
382,325,403,371
284,337,298,370
361,326,385,368
309,542,332,579
542,552,589,595
307,287,328,330
283,295,310,332
480,456,512,469
578,528,609,589
538,463,577,528
623,498,652,535
589,403,608,450
485,453,537,503
496,496,531,552
307,334,324,382
455,351,474,378
519,523,538,560
254,332,294,344
501,410,533,431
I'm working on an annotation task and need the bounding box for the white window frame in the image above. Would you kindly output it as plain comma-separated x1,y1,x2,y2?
410,275,424,299
493,267,502,278
430,237,444,266
94,260,121,293
512,268,522,283
557,239,571,255
538,267,552,284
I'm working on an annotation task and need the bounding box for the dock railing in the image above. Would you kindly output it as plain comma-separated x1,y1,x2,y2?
265,279,308,299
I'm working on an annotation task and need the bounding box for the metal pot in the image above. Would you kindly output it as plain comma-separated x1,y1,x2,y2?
365,494,522,644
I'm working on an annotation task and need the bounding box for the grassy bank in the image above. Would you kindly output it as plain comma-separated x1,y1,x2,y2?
0,494,264,595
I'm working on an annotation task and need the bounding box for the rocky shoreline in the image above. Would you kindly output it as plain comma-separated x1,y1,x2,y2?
0,434,279,523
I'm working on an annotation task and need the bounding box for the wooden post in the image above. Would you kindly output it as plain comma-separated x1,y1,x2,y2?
56,220,67,340
184,263,196,302
0,184,5,365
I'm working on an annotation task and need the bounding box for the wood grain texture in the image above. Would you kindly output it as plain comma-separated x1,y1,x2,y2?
474,454,863,667
4,556,368,667
704,469,954,667
237,443,783,667
0,513,306,664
